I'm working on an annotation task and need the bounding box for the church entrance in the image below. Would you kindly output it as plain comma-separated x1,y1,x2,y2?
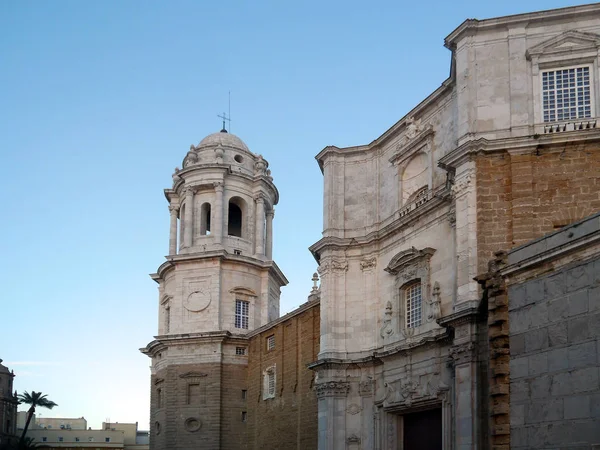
402,408,442,450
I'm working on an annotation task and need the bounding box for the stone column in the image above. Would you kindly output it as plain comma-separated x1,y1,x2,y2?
213,182,224,244
183,186,194,248
315,381,350,450
450,337,479,450
255,195,265,256
265,209,274,259
452,162,479,310
168,205,179,255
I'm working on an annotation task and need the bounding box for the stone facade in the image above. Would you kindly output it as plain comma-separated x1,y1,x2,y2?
0,360,17,448
310,4,600,449
478,212,600,449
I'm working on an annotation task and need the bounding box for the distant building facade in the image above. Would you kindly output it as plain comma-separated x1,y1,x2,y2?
143,3,600,449
0,360,18,448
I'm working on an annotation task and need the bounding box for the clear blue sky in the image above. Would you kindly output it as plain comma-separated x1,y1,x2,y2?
0,0,587,430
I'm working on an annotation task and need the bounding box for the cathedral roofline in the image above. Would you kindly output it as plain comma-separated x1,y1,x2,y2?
247,298,320,339
445,3,600,50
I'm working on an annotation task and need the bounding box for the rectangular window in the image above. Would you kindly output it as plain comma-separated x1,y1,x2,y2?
42,438,47,442
241,411,247,422
58,437,63,442
405,283,422,328
75,437,80,442
542,66,592,122
242,389,247,400
105,437,111,442
268,371,275,396
157,387,162,409
266,335,275,351
235,346,247,355
89,437,94,442
235,300,249,329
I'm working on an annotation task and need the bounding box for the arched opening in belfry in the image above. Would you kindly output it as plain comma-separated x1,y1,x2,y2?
200,203,211,235
179,204,186,249
228,200,243,237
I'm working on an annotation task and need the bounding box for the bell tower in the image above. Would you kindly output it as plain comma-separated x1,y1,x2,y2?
142,129,287,450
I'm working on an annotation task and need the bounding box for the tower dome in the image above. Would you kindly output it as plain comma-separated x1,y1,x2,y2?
197,130,249,152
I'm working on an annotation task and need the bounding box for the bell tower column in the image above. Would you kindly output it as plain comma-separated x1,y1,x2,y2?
255,195,265,256
168,205,178,255
213,182,224,244
266,209,274,259
183,187,194,248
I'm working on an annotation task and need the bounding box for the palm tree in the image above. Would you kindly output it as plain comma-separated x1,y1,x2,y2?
17,391,57,446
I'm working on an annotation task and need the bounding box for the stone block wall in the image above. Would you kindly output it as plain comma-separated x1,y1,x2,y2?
246,302,319,450
476,143,600,273
509,257,600,448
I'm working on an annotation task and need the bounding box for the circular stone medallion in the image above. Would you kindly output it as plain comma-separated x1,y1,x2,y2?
184,289,211,312
184,417,202,432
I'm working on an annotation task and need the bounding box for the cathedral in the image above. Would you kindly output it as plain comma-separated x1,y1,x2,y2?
142,4,600,449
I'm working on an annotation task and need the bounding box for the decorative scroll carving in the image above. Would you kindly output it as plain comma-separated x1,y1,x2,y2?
360,257,376,271
315,381,350,398
346,403,362,415
428,282,442,322
347,434,361,444
383,372,448,409
385,247,435,275
184,417,202,432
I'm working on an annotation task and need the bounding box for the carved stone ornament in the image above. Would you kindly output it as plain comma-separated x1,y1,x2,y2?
183,146,199,168
347,434,361,444
346,403,362,415
380,301,394,338
317,259,348,276
214,146,224,163
427,281,442,322
254,154,268,176
383,372,448,408
449,342,476,366
184,287,211,312
450,173,473,197
315,381,350,398
359,378,375,397
360,257,377,271
154,378,165,385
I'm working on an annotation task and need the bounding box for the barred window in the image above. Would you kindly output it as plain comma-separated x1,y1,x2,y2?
235,347,247,355
405,282,422,328
235,300,249,329
266,335,275,351
542,66,592,122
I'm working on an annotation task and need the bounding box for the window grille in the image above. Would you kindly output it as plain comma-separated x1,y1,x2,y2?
542,66,591,122
235,300,249,329
405,282,422,328
267,370,275,396
235,347,246,355
267,335,275,351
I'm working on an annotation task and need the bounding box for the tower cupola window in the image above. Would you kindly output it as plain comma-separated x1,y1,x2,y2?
228,201,243,237
200,203,211,235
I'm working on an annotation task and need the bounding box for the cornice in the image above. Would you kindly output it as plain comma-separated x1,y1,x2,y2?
438,129,600,170
140,331,249,357
437,307,480,329
374,330,451,359
307,355,383,371
151,252,289,285
445,4,600,50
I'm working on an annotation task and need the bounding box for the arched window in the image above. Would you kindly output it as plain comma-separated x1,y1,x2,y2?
200,203,211,235
405,282,422,328
228,197,246,238
179,204,186,249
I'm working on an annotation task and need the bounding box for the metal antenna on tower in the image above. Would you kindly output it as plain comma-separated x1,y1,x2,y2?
228,90,231,133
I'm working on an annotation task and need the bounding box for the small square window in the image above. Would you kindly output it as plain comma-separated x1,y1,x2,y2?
235,346,246,355
105,437,111,442
42,437,47,442
541,66,592,123
241,411,247,422
75,437,80,442
58,437,63,442
266,335,275,351
89,437,94,442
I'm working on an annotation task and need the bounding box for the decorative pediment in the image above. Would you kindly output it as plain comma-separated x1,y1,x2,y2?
384,247,436,275
526,30,600,60
229,287,257,297
179,372,208,379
